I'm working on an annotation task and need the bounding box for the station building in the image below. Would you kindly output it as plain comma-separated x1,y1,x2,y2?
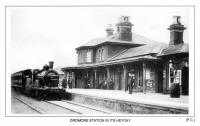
159,16,189,95
62,16,189,95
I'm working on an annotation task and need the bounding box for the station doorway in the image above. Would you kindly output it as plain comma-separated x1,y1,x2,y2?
181,66,189,95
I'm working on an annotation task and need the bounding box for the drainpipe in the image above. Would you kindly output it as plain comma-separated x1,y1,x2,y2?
94,68,98,89
123,64,128,91
106,67,110,89
142,61,146,94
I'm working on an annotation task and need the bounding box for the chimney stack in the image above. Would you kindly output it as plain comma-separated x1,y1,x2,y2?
49,61,54,69
168,16,186,45
105,24,114,37
116,16,133,41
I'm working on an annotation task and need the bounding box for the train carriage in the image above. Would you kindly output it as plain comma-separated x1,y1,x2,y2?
11,62,65,100
11,69,32,92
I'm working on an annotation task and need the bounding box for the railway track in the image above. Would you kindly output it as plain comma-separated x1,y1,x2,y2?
45,100,82,114
62,100,111,114
13,96,44,114
46,100,111,114
13,90,111,114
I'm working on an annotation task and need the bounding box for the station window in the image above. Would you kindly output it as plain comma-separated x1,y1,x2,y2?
80,52,83,63
99,49,101,61
86,50,92,62
78,52,80,63
101,49,104,61
98,48,104,62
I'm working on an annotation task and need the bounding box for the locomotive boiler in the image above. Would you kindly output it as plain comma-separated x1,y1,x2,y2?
11,61,65,100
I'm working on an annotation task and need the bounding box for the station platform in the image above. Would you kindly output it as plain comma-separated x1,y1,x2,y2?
64,88,188,114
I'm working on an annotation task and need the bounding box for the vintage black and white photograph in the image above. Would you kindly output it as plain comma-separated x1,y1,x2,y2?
6,6,194,115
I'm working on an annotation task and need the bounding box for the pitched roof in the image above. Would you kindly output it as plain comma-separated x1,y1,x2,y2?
107,43,167,61
159,43,189,56
62,42,167,71
63,31,168,70
76,32,164,50
62,55,158,70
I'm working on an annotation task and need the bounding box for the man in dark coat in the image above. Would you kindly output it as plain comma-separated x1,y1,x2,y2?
128,73,135,94
68,76,72,89
62,77,67,89
108,78,114,90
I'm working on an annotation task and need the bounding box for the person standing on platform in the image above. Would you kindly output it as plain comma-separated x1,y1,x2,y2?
109,78,114,90
102,79,107,89
86,80,91,89
62,77,67,89
128,72,135,94
68,76,72,89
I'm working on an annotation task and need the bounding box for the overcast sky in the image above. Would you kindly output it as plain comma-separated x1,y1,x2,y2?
8,7,193,73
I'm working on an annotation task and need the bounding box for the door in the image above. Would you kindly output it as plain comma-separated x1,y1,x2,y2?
157,70,163,93
182,66,189,95
118,72,122,90
75,76,77,88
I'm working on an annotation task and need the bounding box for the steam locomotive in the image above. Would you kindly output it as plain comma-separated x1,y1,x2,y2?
11,61,65,100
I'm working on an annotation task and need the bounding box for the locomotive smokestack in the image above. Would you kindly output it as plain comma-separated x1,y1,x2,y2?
49,61,54,69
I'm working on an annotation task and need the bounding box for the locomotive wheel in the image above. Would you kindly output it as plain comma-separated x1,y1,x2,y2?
35,90,39,98
59,96,62,101
30,90,33,97
41,91,46,101
59,93,63,100
25,78,32,96
43,93,47,101
38,90,43,100
16,87,19,92
31,90,34,97
38,91,41,100
56,95,61,101
25,90,30,97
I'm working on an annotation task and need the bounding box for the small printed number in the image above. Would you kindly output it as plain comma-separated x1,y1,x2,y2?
186,118,195,122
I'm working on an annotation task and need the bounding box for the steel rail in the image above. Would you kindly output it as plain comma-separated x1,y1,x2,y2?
14,96,43,114
62,100,111,114
45,101,82,114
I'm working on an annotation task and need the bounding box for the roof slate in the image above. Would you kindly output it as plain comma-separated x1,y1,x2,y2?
62,55,158,70
108,43,167,61
76,32,165,50
159,43,189,56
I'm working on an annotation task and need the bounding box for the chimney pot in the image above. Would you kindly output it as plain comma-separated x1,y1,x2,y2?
172,16,181,24
105,24,114,37
116,16,133,41
168,16,186,45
